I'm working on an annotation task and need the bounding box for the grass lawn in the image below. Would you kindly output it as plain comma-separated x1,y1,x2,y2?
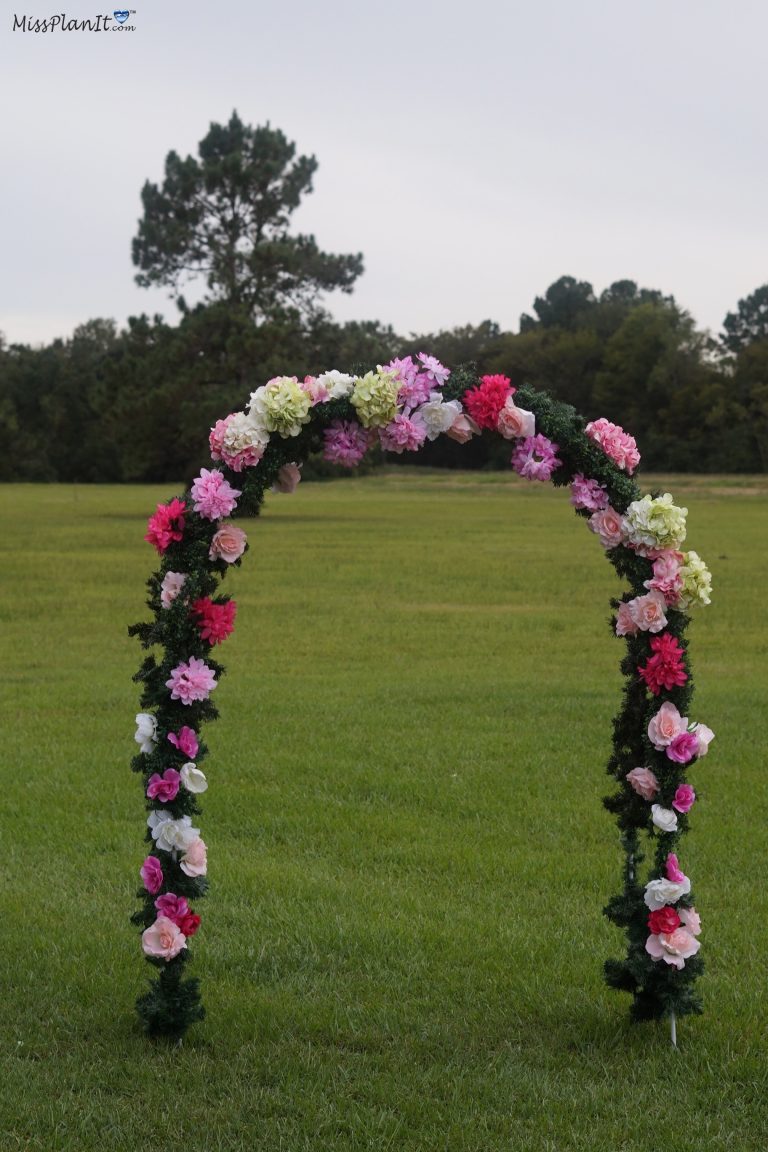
1,471,766,1151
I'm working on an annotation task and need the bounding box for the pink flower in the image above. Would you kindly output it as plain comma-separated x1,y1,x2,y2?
273,463,301,493
209,523,247,564
446,413,479,443
323,420,369,468
672,783,696,813
384,357,431,408
589,506,626,549
300,376,330,405
570,474,609,512
168,726,198,758
180,836,207,878
191,468,241,521
645,927,700,969
693,724,715,757
191,598,236,645
679,906,702,935
146,769,181,803
667,731,700,764
638,633,688,694
417,352,450,387
627,590,668,633
160,571,186,609
154,893,190,924
615,602,639,637
140,856,163,895
463,375,513,430
141,915,187,961
166,657,217,704
585,417,640,474
648,701,688,749
511,435,561,482
379,413,428,454
209,414,265,472
145,498,186,554
665,853,686,883
626,766,659,800
497,397,535,440
644,550,684,605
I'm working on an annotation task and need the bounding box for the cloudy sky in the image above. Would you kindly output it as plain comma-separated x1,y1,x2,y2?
1,0,765,346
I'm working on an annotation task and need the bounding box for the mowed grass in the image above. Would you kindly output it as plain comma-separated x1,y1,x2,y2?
0,472,766,1151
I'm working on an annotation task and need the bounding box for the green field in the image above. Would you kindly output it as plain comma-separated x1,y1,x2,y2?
1,473,766,1151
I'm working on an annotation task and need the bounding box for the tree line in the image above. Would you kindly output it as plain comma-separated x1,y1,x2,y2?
1,113,767,481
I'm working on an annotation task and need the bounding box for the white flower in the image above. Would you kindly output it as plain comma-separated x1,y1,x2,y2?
693,723,715,757
316,370,355,399
678,550,712,610
160,571,186,609
651,805,678,833
413,393,462,440
180,762,208,794
644,876,691,911
221,411,269,454
134,713,157,754
147,810,200,853
624,493,688,556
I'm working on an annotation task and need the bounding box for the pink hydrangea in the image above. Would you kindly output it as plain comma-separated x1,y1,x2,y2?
168,726,198,758
585,418,641,473
644,550,684,605
323,420,369,468
146,769,181,803
638,633,688,694
570,473,609,512
209,414,265,472
379,413,428,454
511,435,561,482
140,856,164,895
166,657,217,704
145,498,187,554
190,468,241,521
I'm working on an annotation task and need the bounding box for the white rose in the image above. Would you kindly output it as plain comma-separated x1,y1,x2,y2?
644,876,691,910
414,393,462,440
147,810,200,853
651,805,678,833
134,713,157,754
316,370,355,399
180,763,208,794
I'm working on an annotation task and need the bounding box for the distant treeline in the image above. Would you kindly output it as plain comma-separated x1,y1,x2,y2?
2,275,768,482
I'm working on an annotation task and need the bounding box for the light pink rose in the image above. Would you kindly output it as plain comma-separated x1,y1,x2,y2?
496,397,535,440
645,927,700,969
446,413,479,443
648,701,688,749
615,601,639,637
141,915,187,960
273,463,301,493
679,906,701,936
588,506,626,550
209,523,247,563
627,589,668,633
180,836,207,877
626,766,659,800
693,723,715,757
160,571,186,608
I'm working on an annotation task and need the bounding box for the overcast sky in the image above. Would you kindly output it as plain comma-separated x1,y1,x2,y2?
1,0,765,346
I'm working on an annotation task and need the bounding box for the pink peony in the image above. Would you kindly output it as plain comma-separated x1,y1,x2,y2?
209,522,247,564
667,731,700,764
645,927,700,969
168,726,198,758
497,397,535,440
417,352,450,387
180,836,207,878
190,468,241,521
638,632,688,695
570,474,609,512
140,855,163,895
615,601,639,637
588,506,626,550
141,915,187,961
665,853,686,883
166,657,217,704
511,435,561,482
191,597,236,645
648,701,688,749
627,590,668,633
672,783,696,813
273,463,301,493
160,571,186,609
585,417,640,474
644,550,684,605
446,413,479,443
145,498,186,554
626,766,659,800
379,413,428,454
154,893,190,924
146,769,181,803
679,906,702,935
463,375,513,430
323,420,369,468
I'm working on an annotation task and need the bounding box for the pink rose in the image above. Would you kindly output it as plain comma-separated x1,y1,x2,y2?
180,836,207,877
209,522,247,563
648,701,687,749
146,768,181,803
496,398,535,440
667,731,700,764
679,906,701,936
645,927,700,969
627,590,668,633
665,853,686,883
168,726,199,759
141,915,187,961
273,463,302,493
155,893,190,924
446,413,479,443
588,506,626,550
615,601,639,637
160,571,186,609
672,783,696,813
140,856,163,895
626,766,659,800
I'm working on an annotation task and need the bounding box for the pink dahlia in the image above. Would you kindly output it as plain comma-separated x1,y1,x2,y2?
379,413,428,454
190,468,241,521
638,632,688,695
167,726,199,758
145,498,187,554
166,657,217,704
585,418,640,474
323,420,369,468
190,597,237,645
463,375,514,430
570,473,609,512
146,768,181,803
511,435,562,482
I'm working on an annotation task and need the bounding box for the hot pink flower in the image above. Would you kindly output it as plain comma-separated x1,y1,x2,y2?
570,473,609,512
191,468,241,521
273,463,301,493
667,731,700,764
648,701,688,749
141,915,187,961
648,906,681,935
190,598,236,645
627,590,668,633
379,413,428,454
511,435,561,482
178,912,201,937
589,506,626,549
323,420,369,467
180,836,207,878
166,657,217,704
140,856,163,895
154,893,190,924
585,417,641,474
626,766,659,800
665,853,686,883
645,927,700,969
167,726,198,758
672,783,696,813
463,375,513,430
209,523,247,563
638,632,688,694
146,768,181,803
145,498,186,554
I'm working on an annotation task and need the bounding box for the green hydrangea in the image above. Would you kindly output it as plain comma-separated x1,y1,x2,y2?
678,550,712,610
624,493,688,555
350,371,399,428
249,376,311,438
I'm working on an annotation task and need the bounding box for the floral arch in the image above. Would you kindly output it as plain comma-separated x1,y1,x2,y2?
130,357,713,1041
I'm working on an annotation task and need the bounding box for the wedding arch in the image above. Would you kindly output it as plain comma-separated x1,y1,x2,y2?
130,357,713,1041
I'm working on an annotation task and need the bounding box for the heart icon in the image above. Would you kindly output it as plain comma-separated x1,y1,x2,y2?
114,9,130,22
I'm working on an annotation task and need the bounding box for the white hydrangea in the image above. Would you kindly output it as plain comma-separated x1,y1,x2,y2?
624,493,688,556
248,376,312,437
678,550,712,610
315,370,355,399
222,411,269,454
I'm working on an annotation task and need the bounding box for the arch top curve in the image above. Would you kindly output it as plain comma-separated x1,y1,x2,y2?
131,354,714,1040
